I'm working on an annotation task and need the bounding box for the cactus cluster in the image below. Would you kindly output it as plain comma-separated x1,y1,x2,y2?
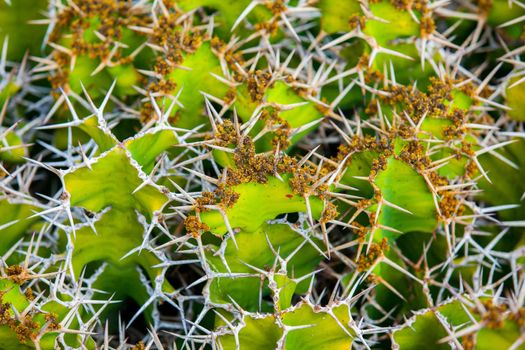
1,0,525,349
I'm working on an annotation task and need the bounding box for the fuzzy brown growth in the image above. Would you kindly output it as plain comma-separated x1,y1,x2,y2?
140,78,178,123
132,341,146,350
224,89,237,104
370,154,388,177
0,297,16,329
399,141,431,172
420,15,435,37
348,14,366,30
442,109,467,140
290,160,332,197
44,313,61,331
247,70,273,103
428,172,448,188
509,307,525,328
480,300,508,329
147,79,178,95
151,13,204,70
413,0,429,12
353,222,369,242
266,0,286,15
334,135,391,163
140,102,155,124
254,20,280,36
50,0,151,49
212,37,246,79
195,184,240,212
356,239,389,271
261,109,292,149
357,54,370,70
438,193,464,219
147,79,178,96
184,216,209,238
0,289,54,344
48,0,151,90
365,99,379,116
464,160,478,179
226,137,278,186
389,0,429,12
364,69,384,84
215,122,333,201
194,191,216,212
6,265,28,284
215,121,296,187
24,288,34,301
154,58,173,76
14,316,39,343
476,0,492,15
382,78,456,124
214,185,240,209
215,120,238,147
289,166,314,195
462,334,476,350
320,202,338,224
390,0,413,10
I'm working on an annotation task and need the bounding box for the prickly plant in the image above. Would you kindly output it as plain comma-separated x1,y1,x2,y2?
1,0,525,349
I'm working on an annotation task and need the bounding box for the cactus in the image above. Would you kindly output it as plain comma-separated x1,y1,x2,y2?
393,295,525,349
43,0,153,101
0,271,95,349
216,301,355,349
0,0,525,349
0,0,47,61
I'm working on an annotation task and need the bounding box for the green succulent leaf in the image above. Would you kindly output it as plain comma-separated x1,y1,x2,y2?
164,43,229,130
216,303,354,350
216,315,283,350
124,128,178,173
365,1,420,44
373,158,437,239
0,200,39,256
506,77,525,121
0,279,92,350
0,130,27,163
64,147,167,217
176,0,272,35
478,138,525,250
201,176,324,235
205,222,323,311
316,0,362,33
0,0,47,61
393,300,525,350
283,303,354,350
62,146,171,318
76,116,117,153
